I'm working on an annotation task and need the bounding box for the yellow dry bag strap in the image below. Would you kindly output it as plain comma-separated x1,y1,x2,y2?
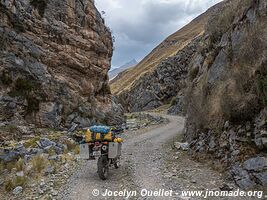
91,132,95,141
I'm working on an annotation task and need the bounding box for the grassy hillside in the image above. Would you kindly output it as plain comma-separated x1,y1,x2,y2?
111,4,219,95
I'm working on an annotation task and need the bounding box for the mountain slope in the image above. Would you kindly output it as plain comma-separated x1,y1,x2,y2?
108,59,137,80
111,2,225,112
110,3,221,95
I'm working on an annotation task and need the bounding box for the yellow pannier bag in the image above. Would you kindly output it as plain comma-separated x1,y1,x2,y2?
114,138,123,143
104,131,112,141
85,129,92,142
85,129,113,142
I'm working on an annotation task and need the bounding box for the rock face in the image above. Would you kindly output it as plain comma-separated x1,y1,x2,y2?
0,0,124,138
118,38,200,112
183,0,267,189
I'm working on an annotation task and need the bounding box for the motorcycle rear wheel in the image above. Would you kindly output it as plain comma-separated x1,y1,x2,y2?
97,155,109,180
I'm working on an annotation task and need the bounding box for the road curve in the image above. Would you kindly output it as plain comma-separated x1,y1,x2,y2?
60,115,184,200
60,114,263,200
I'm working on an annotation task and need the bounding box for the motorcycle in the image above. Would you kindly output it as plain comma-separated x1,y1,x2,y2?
80,132,122,180
89,141,121,180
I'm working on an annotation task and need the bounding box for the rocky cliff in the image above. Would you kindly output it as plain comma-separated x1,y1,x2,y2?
183,0,267,189
0,0,124,141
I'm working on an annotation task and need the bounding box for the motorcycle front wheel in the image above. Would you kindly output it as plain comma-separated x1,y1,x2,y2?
97,155,109,180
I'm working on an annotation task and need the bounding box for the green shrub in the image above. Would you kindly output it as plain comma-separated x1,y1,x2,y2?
15,78,34,92
0,71,12,85
9,77,44,113
170,96,177,106
256,74,267,107
9,78,35,97
26,95,41,113
30,0,48,17
189,66,199,81
97,83,111,95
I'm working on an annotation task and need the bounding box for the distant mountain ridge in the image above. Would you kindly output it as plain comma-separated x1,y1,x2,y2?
109,59,138,80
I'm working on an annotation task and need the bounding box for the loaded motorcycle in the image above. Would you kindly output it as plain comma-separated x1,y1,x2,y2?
80,126,123,180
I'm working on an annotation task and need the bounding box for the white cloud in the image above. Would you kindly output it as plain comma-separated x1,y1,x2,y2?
95,0,222,68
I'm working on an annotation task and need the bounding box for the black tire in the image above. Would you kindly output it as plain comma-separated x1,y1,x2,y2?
114,157,121,169
97,156,109,180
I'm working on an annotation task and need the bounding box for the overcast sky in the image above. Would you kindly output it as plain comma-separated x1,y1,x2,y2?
95,0,222,69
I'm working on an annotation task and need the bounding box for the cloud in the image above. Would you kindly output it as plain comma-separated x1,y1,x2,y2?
95,0,222,68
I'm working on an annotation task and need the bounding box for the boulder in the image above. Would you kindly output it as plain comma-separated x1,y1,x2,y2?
230,166,256,189
243,157,267,172
253,171,267,185
13,186,23,195
38,138,56,148
45,165,55,175
174,142,189,151
0,149,20,163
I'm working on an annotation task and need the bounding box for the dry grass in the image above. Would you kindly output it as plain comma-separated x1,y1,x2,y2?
47,148,56,156
13,176,28,187
24,136,40,148
238,20,267,66
31,155,46,173
0,125,21,141
65,140,76,151
73,145,80,154
15,158,24,172
6,161,16,172
61,153,74,163
4,176,28,192
0,161,4,174
4,179,14,192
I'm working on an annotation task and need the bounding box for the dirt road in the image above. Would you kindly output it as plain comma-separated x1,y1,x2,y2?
59,115,262,200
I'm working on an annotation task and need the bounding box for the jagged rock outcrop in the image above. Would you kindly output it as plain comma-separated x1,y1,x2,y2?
118,39,199,112
0,0,124,140
183,0,267,189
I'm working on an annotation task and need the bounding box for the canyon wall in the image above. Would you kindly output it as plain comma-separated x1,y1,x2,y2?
0,0,124,140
